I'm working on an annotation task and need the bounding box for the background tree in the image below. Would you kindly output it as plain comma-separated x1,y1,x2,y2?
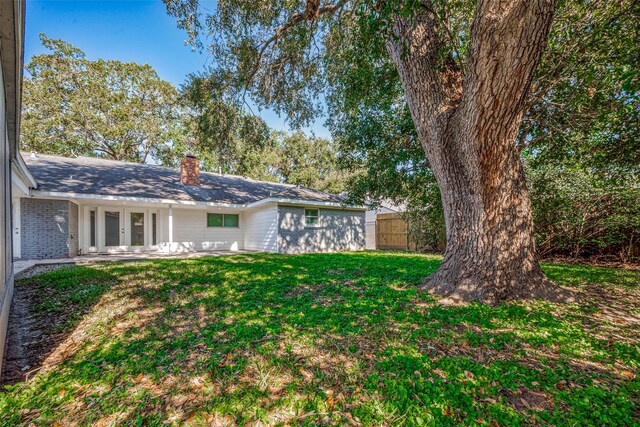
164,0,582,302
22,37,348,192
180,74,349,191
22,35,185,163
272,130,348,193
176,73,278,179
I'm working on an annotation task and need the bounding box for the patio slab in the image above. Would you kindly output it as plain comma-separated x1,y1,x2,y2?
14,250,255,276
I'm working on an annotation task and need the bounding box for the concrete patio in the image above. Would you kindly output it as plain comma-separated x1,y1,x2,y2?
13,250,255,276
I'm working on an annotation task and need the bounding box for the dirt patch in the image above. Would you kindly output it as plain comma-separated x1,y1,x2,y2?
3,267,82,384
1,282,47,384
14,263,69,279
3,264,80,383
503,386,555,412
542,256,640,271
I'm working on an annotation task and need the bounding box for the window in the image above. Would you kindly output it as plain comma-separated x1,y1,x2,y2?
207,213,223,227
89,210,96,247
105,211,120,246
305,209,319,226
207,213,239,227
130,212,144,246
223,214,239,227
152,213,157,245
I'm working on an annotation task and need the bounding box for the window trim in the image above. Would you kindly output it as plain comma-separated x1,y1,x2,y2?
207,212,240,228
304,208,320,227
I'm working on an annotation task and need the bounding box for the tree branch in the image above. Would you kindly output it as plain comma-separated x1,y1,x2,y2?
245,0,350,88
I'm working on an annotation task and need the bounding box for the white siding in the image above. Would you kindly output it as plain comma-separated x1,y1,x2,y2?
0,41,11,377
365,205,402,250
243,204,278,252
163,208,244,252
365,222,376,250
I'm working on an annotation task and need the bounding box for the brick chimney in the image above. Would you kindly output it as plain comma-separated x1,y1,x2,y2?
181,154,200,186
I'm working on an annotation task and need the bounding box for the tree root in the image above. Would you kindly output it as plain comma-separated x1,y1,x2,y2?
423,267,579,306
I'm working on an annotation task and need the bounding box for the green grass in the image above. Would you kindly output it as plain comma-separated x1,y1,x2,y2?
1,252,638,426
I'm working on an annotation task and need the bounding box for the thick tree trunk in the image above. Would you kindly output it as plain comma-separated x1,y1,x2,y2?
387,0,576,303
426,117,567,303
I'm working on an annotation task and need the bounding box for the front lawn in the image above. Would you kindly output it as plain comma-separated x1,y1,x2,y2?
1,252,638,426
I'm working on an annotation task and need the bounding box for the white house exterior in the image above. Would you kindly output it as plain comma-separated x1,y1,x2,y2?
14,153,366,258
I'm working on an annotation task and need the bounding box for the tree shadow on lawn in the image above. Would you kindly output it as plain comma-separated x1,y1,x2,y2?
1,252,638,426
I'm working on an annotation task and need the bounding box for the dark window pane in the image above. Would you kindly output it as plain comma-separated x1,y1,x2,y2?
224,214,239,227
152,213,157,245
105,211,120,246
89,210,96,247
130,212,144,246
207,213,223,227
305,209,319,225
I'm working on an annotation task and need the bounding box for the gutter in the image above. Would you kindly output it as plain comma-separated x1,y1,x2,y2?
28,190,366,211
11,153,37,189
247,197,365,211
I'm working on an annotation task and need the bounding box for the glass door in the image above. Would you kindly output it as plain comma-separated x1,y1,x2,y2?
104,210,123,248
130,212,145,247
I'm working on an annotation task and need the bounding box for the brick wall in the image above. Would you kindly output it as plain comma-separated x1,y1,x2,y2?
277,206,366,254
20,198,76,259
68,202,79,257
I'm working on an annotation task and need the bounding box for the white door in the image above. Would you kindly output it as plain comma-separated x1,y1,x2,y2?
12,199,20,258
102,208,124,251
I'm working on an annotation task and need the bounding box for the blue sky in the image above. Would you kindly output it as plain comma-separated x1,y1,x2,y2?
24,0,329,137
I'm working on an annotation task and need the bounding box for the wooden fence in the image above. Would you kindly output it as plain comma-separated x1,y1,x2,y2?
375,213,416,251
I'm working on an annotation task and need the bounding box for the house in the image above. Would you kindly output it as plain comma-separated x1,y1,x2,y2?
1,0,30,374
13,153,366,259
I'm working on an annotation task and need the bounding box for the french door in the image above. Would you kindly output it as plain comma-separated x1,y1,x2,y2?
129,211,145,249
90,208,159,253
103,209,124,250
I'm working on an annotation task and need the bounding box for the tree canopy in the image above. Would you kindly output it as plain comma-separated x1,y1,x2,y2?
177,76,348,191
21,35,347,193
22,35,185,163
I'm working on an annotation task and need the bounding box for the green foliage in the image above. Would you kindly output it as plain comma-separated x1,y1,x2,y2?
179,73,349,191
22,35,185,163
1,253,638,425
524,0,640,168
272,130,350,193
525,154,640,261
177,74,275,180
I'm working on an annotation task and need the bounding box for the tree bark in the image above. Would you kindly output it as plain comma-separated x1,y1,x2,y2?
387,0,576,303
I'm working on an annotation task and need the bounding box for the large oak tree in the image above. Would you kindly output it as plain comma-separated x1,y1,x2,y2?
164,0,583,303
22,35,184,164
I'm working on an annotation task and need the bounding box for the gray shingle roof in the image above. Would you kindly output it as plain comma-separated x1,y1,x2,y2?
24,153,345,205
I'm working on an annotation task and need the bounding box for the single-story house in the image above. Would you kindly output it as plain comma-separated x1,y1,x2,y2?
12,153,366,259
